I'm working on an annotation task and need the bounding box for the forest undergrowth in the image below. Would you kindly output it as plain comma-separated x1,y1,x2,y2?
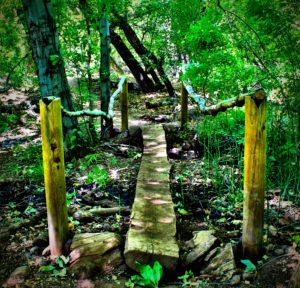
0,89,299,288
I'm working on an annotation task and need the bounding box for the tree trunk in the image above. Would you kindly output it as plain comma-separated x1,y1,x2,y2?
79,0,96,141
22,0,77,137
110,30,157,93
118,18,175,97
100,15,113,139
117,18,163,89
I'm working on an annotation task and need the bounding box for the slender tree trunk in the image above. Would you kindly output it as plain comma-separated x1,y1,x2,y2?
100,15,113,138
79,0,96,141
118,18,175,96
22,0,77,138
110,30,157,93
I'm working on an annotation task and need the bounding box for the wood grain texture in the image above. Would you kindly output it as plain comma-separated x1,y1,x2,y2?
242,93,267,261
40,98,69,256
124,125,179,272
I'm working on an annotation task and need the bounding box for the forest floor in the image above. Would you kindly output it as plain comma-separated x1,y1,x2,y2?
0,88,299,287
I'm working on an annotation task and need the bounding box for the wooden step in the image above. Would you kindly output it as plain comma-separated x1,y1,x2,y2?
124,124,179,272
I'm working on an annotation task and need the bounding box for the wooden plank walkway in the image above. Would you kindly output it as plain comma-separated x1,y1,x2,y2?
124,124,179,272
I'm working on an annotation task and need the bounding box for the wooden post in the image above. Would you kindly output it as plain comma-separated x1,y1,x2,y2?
242,89,267,262
40,97,69,257
180,82,188,129
121,78,128,132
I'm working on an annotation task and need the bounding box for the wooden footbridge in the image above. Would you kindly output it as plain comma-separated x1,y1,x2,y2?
40,75,267,266
124,124,179,271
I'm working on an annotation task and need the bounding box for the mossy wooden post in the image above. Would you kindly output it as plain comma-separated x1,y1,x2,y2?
242,89,267,262
121,78,128,132
40,97,69,257
181,82,188,129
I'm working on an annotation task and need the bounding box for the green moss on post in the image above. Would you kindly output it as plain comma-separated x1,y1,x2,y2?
40,97,69,257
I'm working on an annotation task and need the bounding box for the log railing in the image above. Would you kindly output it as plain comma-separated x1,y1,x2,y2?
39,76,128,257
62,75,128,132
181,82,267,262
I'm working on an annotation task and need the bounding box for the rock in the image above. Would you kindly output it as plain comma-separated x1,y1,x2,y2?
274,248,284,256
168,147,181,159
3,266,28,287
77,279,95,288
242,271,255,281
0,228,10,242
70,249,123,278
114,126,143,148
230,274,241,285
69,233,122,278
202,243,236,281
183,230,217,266
32,231,48,248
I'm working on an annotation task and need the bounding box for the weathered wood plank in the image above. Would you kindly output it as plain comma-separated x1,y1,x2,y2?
124,124,179,272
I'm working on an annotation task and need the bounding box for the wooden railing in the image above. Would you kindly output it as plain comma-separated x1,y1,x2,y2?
39,76,128,256
180,82,267,261
40,77,267,261
62,75,128,132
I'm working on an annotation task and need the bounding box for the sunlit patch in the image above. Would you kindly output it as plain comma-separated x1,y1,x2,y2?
151,199,172,205
109,169,119,180
159,217,175,224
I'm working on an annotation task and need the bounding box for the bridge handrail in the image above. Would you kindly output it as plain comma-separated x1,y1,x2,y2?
61,75,127,120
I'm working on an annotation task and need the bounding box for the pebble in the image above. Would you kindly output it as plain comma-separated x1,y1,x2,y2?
242,271,255,281
230,274,241,285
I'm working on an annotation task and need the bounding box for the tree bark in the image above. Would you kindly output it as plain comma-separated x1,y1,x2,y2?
100,15,113,138
117,18,175,96
22,0,77,136
110,30,157,93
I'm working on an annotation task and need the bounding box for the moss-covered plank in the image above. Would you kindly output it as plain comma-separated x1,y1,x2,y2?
124,124,179,272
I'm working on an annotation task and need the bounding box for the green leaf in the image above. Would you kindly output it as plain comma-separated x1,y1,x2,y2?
152,261,163,286
241,259,256,272
39,265,55,272
178,208,188,215
49,54,60,65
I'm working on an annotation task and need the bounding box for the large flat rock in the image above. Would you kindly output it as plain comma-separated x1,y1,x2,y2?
124,125,179,272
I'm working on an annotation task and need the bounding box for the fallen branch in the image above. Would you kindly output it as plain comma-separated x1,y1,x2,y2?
73,206,130,220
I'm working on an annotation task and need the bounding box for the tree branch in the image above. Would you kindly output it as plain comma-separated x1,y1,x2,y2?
216,0,265,51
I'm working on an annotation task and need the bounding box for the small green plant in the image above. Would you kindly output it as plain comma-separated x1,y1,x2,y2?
241,259,256,272
5,202,23,223
24,203,38,215
39,255,69,277
178,270,194,286
126,261,163,288
66,191,76,206
85,166,111,188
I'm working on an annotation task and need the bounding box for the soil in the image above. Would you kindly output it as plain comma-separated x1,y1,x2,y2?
0,89,299,287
